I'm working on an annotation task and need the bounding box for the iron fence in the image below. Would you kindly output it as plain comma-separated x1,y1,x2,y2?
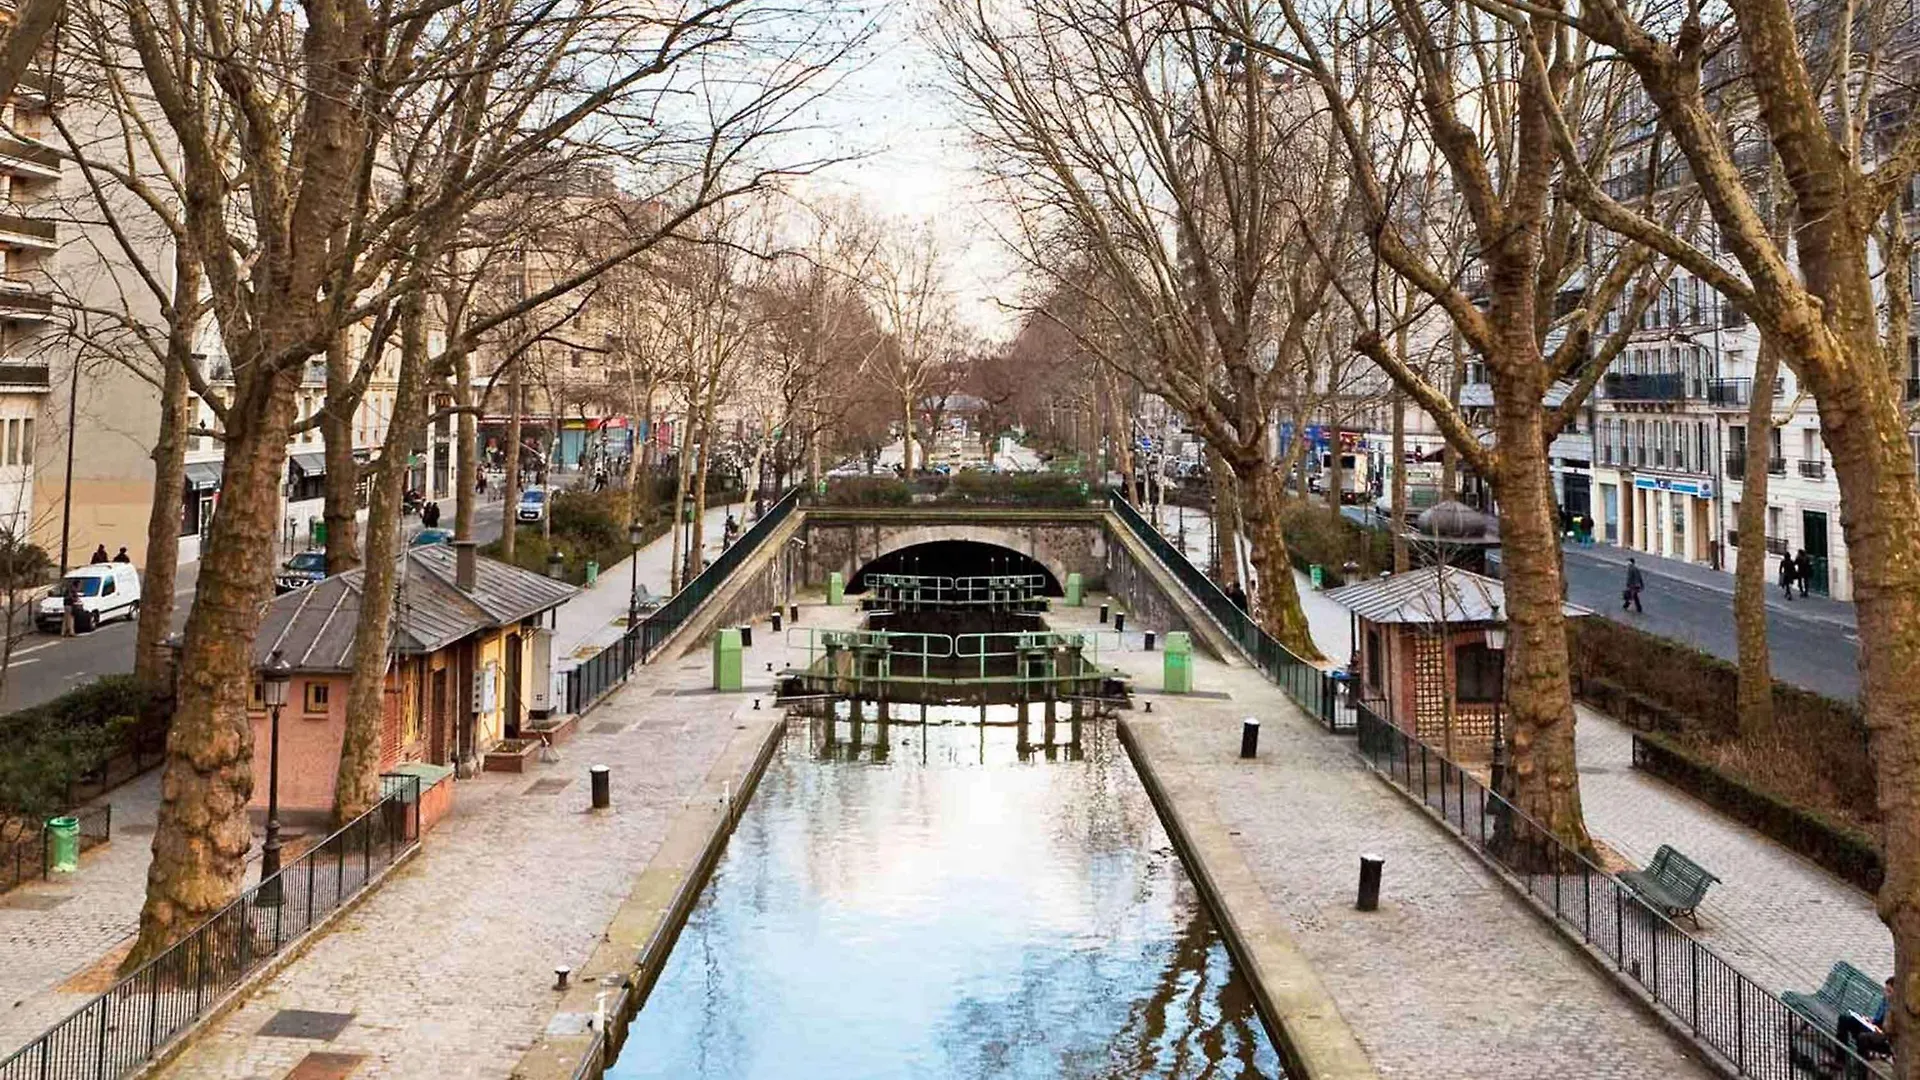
561,488,801,715
0,775,421,1080
1107,493,1350,731
0,804,113,896
1354,706,1884,1079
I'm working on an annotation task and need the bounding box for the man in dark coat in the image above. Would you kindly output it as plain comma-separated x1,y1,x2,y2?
1623,557,1645,613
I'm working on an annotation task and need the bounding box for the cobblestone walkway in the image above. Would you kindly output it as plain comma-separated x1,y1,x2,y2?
0,768,161,1056
149,603,856,1080
1575,707,1892,993
1055,604,1714,1079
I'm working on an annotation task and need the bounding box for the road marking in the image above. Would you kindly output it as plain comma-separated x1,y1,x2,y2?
10,640,60,658
6,656,40,669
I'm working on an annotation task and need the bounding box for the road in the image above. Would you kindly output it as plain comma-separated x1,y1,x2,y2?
0,499,509,713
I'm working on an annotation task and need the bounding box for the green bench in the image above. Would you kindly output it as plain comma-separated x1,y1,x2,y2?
1620,845,1719,927
1784,961,1886,1037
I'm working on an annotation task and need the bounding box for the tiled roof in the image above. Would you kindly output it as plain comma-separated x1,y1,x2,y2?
1324,565,1590,626
254,548,576,672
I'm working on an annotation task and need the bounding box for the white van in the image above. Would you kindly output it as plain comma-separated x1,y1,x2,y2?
36,563,141,634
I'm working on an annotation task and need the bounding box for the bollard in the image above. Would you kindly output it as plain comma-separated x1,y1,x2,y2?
1356,854,1385,911
1099,603,1110,624
555,966,572,990
1143,630,1156,651
1239,718,1260,759
590,764,611,809
1114,611,1127,633
789,603,799,623
771,611,783,632
739,624,754,648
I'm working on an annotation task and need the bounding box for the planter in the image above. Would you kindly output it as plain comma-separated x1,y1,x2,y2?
525,713,579,747
482,738,541,774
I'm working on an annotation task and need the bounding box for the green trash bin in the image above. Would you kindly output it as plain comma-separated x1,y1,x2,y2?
827,571,844,606
1310,564,1325,590
712,627,743,691
310,519,327,549
1064,572,1083,607
46,816,79,873
585,560,599,586
1163,632,1193,694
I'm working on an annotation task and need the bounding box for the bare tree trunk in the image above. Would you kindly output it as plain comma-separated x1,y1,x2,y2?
669,403,696,592
1208,444,1241,589
133,253,200,694
900,392,915,479
1391,388,1409,573
334,291,431,821
1489,383,1591,856
1234,463,1321,660
322,327,361,573
1734,342,1779,740
454,355,476,541
128,366,300,968
1442,332,1463,499
501,355,523,560
690,389,717,574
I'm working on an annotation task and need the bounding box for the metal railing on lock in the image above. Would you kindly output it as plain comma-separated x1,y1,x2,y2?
562,488,801,714
0,775,422,1080
863,573,1049,610
1353,706,1883,1080
782,628,1121,688
1106,492,1351,731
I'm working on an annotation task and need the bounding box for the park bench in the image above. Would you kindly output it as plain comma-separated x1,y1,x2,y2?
631,583,665,615
1619,844,1719,927
1785,962,1886,1038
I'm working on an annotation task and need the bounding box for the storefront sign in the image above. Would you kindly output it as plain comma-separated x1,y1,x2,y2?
1632,475,1714,499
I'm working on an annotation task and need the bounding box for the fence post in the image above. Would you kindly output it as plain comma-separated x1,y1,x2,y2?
336,835,346,905
94,999,108,1079
1614,884,1624,968
193,927,209,1015
148,963,161,1054
1690,940,1700,1033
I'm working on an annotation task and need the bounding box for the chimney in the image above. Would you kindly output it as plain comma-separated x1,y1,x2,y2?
454,540,478,592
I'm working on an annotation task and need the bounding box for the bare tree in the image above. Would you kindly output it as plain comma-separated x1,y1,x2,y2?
865,223,954,480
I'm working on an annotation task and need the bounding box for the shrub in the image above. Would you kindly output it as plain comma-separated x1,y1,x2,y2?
0,675,155,821
1276,499,1393,586
486,487,672,585
818,478,914,506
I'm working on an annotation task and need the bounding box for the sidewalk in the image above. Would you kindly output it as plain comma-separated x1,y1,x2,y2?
550,502,739,662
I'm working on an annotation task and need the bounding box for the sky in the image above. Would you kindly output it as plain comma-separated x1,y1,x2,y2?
787,0,1026,340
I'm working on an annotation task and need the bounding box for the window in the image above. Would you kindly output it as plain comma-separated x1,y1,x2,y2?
305,681,330,713
3,418,15,465
250,679,264,709
1455,641,1504,704
100,577,114,596
1366,628,1384,691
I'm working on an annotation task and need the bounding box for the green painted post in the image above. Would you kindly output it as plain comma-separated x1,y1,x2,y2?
712,627,743,691
1163,632,1192,693
827,571,844,606
1064,572,1083,606
1310,564,1325,590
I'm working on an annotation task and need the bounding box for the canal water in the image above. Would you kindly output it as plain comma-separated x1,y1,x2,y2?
613,706,1285,1079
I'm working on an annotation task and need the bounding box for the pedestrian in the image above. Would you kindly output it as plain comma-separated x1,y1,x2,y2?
1795,549,1813,598
1226,581,1248,611
1622,557,1645,613
89,543,109,564
1779,552,1797,601
112,547,131,563
423,501,440,529
476,472,488,496
1836,978,1896,1064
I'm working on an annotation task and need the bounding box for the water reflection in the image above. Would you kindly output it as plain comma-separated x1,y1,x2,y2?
614,707,1285,1080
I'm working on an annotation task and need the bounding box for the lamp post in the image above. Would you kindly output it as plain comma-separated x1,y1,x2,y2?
626,520,645,662
547,551,565,628
1484,614,1512,853
258,648,293,905
681,495,696,583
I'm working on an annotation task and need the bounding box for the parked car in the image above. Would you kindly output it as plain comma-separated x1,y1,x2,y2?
36,563,141,634
275,550,328,594
517,488,547,522
410,528,455,547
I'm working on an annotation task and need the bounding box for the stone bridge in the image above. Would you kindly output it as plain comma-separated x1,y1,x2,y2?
798,507,1109,594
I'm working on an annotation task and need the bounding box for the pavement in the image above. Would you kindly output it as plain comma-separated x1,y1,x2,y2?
550,503,739,662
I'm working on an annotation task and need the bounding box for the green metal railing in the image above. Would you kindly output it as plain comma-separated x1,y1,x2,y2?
863,573,1049,611
781,628,1120,688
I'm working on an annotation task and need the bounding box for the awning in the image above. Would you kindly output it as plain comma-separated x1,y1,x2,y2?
184,461,223,491
290,451,327,477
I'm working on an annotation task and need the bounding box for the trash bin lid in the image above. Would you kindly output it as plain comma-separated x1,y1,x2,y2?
46,816,77,828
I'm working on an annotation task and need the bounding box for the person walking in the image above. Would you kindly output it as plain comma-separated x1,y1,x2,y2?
422,501,441,529
112,547,131,563
1225,581,1248,611
1622,557,1645,613
1795,548,1814,598
89,543,110,564
1779,552,1798,601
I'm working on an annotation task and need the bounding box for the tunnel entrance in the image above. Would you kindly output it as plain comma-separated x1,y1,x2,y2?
849,541,1063,596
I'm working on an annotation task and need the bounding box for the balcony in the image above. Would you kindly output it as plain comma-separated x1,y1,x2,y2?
1604,371,1689,401
1768,457,1787,476
0,136,60,180
0,362,50,389
0,212,56,249
1725,454,1744,479
1907,376,1920,402
1765,535,1791,556
1727,528,1739,548
1798,459,1827,480
0,281,54,321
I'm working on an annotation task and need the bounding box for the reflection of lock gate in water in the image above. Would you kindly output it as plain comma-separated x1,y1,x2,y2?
777,627,1129,705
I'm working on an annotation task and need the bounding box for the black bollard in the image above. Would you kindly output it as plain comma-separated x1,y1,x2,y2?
1143,630,1156,651
789,603,799,623
1099,603,1109,624
1356,854,1385,911
1114,611,1126,633
771,611,783,632
590,764,611,809
1239,718,1260,759
739,624,753,648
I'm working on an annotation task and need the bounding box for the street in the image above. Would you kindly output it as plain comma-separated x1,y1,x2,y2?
0,499,509,713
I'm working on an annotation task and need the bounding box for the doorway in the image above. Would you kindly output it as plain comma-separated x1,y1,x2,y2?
505,632,523,738
1802,510,1830,596
430,668,449,765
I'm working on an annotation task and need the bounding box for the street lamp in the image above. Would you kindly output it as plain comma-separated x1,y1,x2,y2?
626,520,645,662
681,495,697,582
1484,614,1512,850
258,648,293,906
547,550,565,628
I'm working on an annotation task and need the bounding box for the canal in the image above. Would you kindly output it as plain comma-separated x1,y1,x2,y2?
612,706,1285,1078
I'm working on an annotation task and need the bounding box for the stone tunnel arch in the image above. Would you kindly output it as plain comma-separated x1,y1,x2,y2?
846,526,1072,596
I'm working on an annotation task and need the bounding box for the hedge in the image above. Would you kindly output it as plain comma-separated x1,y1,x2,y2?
1632,730,1881,892
0,675,158,824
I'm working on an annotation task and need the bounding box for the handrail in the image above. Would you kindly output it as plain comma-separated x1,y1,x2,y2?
0,775,422,1080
